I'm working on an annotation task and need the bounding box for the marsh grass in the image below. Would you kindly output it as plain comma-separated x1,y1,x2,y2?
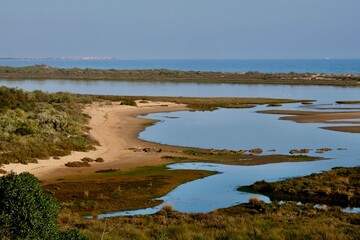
57,202,360,240
51,166,360,239
180,149,319,166
43,165,215,214
241,167,360,207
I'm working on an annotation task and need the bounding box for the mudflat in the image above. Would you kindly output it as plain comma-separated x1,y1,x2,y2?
258,109,360,133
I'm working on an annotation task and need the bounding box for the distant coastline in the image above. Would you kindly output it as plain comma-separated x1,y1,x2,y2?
0,65,359,86
0,57,116,60
0,59,359,74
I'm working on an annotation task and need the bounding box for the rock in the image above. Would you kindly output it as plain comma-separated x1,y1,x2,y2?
248,148,263,154
289,149,310,154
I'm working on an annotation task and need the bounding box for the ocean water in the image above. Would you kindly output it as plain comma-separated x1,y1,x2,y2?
0,59,360,74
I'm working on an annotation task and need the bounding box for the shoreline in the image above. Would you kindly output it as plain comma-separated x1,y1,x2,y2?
3,101,189,183
3,100,360,184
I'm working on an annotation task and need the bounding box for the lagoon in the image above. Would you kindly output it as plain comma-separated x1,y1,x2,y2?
121,103,359,216
0,79,360,104
101,102,360,217
1,79,359,216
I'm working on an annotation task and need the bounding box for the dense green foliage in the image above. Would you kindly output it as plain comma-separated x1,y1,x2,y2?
0,172,86,239
1,65,360,86
0,87,96,165
240,167,360,207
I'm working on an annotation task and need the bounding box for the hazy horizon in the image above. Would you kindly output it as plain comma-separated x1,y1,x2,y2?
1,0,359,59
1,58,360,61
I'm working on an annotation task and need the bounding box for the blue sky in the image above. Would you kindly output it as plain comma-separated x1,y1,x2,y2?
1,0,359,59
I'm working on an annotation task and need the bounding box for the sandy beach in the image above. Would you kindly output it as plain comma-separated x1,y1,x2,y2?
3,101,188,182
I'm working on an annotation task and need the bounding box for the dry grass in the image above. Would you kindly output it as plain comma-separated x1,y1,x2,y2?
56,202,360,240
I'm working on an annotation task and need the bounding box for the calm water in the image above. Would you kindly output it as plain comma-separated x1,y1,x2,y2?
98,159,353,218
1,80,360,105
100,103,360,218
139,106,360,156
1,59,360,74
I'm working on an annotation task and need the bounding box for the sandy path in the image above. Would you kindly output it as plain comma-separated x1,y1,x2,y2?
3,101,188,182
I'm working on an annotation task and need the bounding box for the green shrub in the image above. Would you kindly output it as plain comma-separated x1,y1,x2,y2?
0,172,87,239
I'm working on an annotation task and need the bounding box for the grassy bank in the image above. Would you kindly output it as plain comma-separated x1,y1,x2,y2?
163,148,319,166
44,165,215,215
1,65,360,86
52,166,360,239
239,167,360,207
58,197,360,239
46,164,360,239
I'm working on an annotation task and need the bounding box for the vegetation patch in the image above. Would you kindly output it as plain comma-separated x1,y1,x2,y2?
336,100,360,104
57,200,360,240
94,157,105,162
289,148,310,154
248,148,263,154
1,65,360,86
0,172,86,239
65,161,91,168
87,94,313,111
81,157,94,162
180,148,319,166
239,167,360,207
316,147,332,154
0,87,97,166
43,165,215,215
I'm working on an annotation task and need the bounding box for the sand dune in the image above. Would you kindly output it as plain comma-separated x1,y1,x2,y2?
3,101,188,183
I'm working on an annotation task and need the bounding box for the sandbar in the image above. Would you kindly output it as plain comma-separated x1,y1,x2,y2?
258,109,360,133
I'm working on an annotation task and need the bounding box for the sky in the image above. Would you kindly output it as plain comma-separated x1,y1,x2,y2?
1,0,359,59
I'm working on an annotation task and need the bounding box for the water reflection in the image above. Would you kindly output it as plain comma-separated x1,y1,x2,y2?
139,105,360,158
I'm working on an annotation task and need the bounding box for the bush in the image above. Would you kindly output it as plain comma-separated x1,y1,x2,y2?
0,172,87,239
95,157,104,162
65,161,91,167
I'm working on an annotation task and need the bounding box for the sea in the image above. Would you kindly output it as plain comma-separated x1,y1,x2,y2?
0,59,360,74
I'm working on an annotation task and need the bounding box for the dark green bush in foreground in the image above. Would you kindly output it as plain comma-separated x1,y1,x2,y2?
0,172,86,240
